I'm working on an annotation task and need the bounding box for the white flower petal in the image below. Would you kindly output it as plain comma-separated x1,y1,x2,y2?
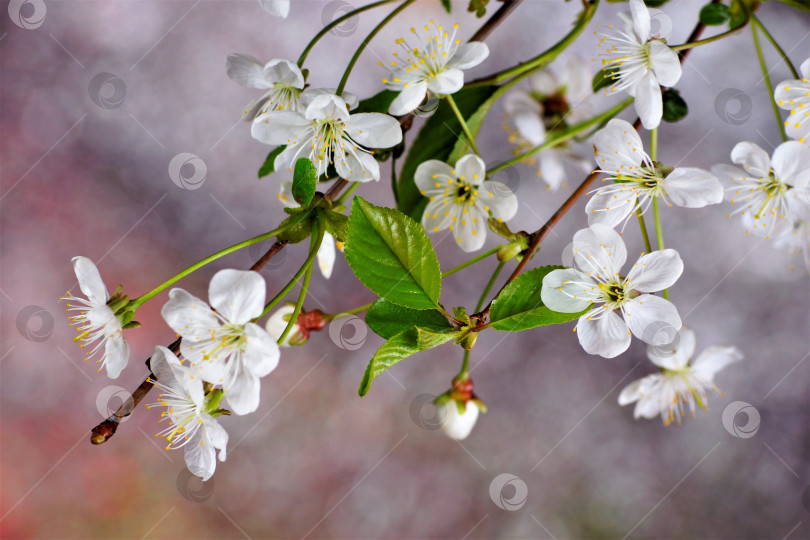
440,401,479,440
337,149,379,182
265,305,303,348
576,309,632,358
317,231,336,279
162,288,220,344
479,181,518,221
562,56,591,101
541,268,596,313
593,118,646,173
504,91,545,146
624,249,683,292
243,322,280,377
72,256,109,304
203,416,228,461
262,58,304,88
428,68,464,95
415,160,455,193
423,197,457,233
623,295,682,343
447,42,489,70
455,154,486,185
539,151,567,191
646,326,696,371
454,216,486,252
224,369,261,415
528,70,559,96
103,335,129,379
345,113,403,148
585,184,637,228
663,168,724,207
277,181,297,208
388,82,428,116
628,0,651,42
208,269,266,324
572,223,628,280
305,94,350,122
251,111,312,145
184,429,217,481
648,41,682,87
634,70,663,130
226,54,272,89
730,142,772,177
691,346,742,381
258,0,290,18
771,141,810,183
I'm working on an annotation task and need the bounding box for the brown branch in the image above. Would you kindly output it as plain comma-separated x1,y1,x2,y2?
470,0,524,42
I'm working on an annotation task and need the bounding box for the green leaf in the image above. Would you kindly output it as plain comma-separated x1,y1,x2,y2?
358,327,459,396
489,266,586,331
322,209,348,242
345,197,442,309
776,0,810,12
258,146,286,178
440,0,452,12
662,88,688,123
277,211,314,244
292,158,318,207
397,85,498,221
352,89,399,114
592,66,620,93
366,298,453,339
699,3,730,25
467,0,490,17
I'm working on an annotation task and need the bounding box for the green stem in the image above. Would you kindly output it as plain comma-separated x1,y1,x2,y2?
670,24,746,51
636,212,653,254
334,181,360,206
297,0,396,67
277,219,325,344
129,216,305,310
649,128,658,162
324,302,374,319
442,245,502,277
476,262,505,313
445,94,481,157
751,15,799,79
335,0,415,96
459,349,470,378
651,199,668,300
487,97,633,175
751,22,788,142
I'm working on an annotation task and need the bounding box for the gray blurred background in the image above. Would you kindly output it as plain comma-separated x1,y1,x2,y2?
2,0,810,538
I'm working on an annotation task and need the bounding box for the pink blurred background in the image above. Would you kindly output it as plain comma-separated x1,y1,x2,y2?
2,0,810,538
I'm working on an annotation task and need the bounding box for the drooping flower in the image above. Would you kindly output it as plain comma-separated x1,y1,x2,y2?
774,57,810,144
596,0,682,129
711,141,810,239
541,224,683,359
62,256,130,379
587,119,723,228
277,181,336,278
252,94,402,182
383,21,489,116
147,346,228,481
258,0,289,18
226,55,305,119
440,400,479,441
161,269,280,415
503,56,593,190
415,154,518,252
618,327,742,425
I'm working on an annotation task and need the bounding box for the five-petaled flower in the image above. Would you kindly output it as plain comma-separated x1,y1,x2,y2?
503,56,593,190
252,94,402,182
618,327,742,425
596,0,682,129
162,269,280,415
147,346,228,481
226,55,306,119
711,140,810,239
587,119,723,228
541,224,683,358
415,154,518,252
62,256,130,379
383,21,489,116
774,57,810,144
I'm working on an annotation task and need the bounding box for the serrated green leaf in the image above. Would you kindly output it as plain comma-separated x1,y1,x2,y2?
292,158,317,206
699,3,730,25
345,197,442,309
322,210,348,242
277,213,314,244
353,89,399,114
366,298,452,339
592,66,620,93
397,86,497,220
489,266,586,331
258,146,286,178
662,88,688,123
358,326,459,396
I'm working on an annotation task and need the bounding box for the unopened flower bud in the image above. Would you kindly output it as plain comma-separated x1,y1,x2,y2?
265,305,308,347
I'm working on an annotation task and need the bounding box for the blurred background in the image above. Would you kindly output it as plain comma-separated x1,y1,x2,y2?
2,0,810,538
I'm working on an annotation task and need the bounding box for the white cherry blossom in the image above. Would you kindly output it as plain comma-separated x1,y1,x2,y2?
618,327,742,425
541,224,683,359
383,21,489,116
62,256,130,379
596,0,682,129
252,94,402,182
587,119,723,228
415,154,518,252
774,57,810,143
161,269,280,415
226,55,305,119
